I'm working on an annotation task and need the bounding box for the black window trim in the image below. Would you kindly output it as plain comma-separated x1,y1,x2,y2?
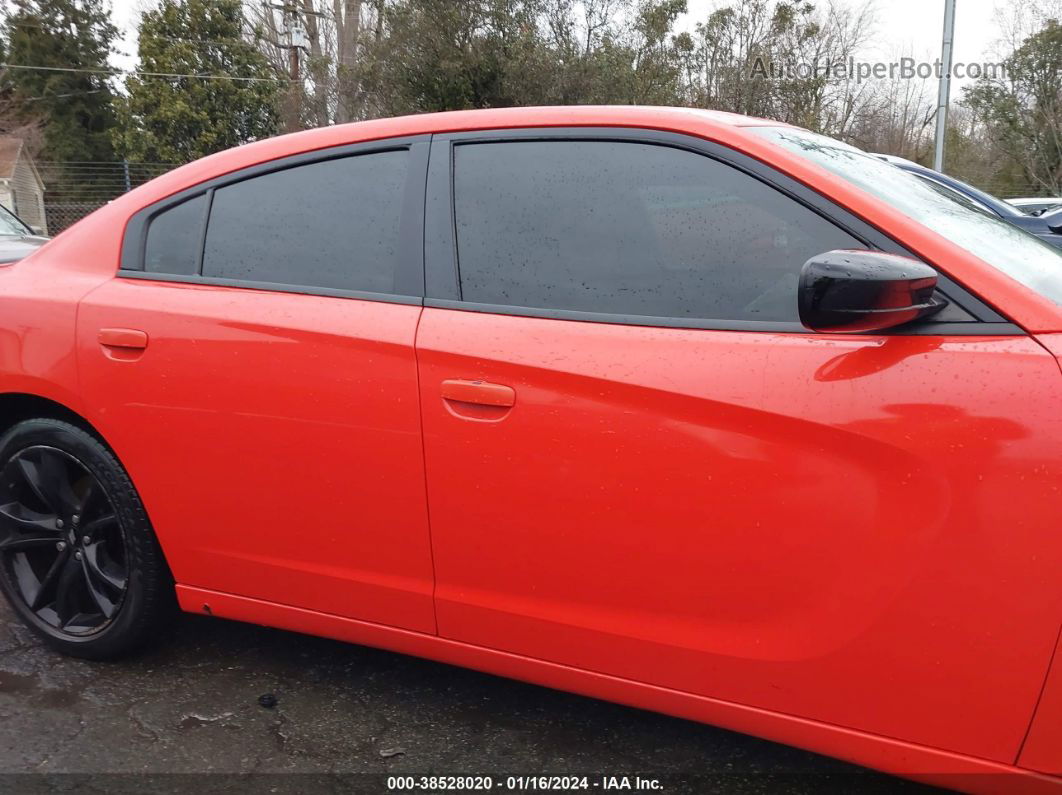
119,134,431,306
426,127,1019,336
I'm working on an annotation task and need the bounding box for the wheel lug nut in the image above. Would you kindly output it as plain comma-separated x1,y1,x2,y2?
74,551,82,561
72,515,80,525
56,520,64,529
82,536,91,545
56,541,66,552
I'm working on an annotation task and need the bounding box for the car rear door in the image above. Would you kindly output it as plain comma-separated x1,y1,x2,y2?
76,138,438,633
415,129,1062,761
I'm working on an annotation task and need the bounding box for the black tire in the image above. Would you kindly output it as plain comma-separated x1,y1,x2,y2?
0,418,174,659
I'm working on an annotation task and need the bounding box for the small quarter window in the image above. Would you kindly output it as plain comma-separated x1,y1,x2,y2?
143,194,207,275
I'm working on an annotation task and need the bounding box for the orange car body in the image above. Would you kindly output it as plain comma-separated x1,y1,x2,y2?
2,107,1061,793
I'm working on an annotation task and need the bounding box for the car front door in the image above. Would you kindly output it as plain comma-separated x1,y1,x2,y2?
76,139,438,633
415,131,1062,761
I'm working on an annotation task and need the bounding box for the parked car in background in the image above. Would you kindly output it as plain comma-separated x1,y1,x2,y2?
1009,197,1062,216
874,154,1062,249
0,203,48,264
2,107,1062,794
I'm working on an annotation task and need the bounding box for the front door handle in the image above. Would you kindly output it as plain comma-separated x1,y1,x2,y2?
440,379,515,421
441,379,515,407
99,328,149,349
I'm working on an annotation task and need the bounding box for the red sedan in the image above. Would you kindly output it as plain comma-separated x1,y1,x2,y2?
1,107,1061,793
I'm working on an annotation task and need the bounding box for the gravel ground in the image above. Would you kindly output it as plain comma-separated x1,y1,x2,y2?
0,601,940,794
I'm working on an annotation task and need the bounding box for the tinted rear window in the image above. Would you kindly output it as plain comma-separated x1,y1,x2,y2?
201,150,410,293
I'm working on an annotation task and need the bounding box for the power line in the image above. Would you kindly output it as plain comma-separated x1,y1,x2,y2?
136,34,258,47
36,166,176,170
36,162,178,166
3,15,339,51
0,63,290,84
24,89,102,101
35,160,179,165
4,19,260,47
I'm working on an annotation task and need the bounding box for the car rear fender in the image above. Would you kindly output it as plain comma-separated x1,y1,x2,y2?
0,257,111,410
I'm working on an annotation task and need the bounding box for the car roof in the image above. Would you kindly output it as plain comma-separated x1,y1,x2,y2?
1008,197,1062,205
378,105,791,129
871,155,1025,218
109,106,798,220
872,153,922,168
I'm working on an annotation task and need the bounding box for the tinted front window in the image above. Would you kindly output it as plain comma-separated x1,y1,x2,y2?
453,141,863,321
202,150,409,293
143,194,206,275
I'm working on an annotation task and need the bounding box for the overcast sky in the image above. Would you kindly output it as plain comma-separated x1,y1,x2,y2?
682,0,1000,70
108,0,1005,87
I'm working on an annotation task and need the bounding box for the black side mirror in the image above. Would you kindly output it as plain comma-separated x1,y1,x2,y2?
799,250,946,333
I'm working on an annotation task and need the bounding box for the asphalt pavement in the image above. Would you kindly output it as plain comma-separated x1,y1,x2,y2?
0,601,938,794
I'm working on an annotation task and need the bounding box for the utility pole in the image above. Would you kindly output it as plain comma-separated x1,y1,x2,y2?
285,4,299,84
266,1,305,131
933,0,957,172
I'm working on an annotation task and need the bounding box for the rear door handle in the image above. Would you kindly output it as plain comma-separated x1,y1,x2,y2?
441,379,515,407
98,328,149,350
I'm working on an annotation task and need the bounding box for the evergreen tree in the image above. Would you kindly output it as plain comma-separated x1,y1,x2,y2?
115,0,281,164
4,0,119,196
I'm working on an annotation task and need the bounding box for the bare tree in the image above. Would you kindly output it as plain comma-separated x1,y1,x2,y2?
678,0,880,135
245,0,384,129
845,46,936,158
991,0,1062,56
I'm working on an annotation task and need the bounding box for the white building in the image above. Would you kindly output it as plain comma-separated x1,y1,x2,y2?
0,137,47,235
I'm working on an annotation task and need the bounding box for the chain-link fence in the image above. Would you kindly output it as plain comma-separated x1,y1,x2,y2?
979,182,1052,201
29,160,1058,237
43,203,115,234
37,161,177,234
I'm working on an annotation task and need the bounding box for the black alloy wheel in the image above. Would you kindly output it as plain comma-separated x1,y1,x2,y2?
0,445,128,636
0,419,174,658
